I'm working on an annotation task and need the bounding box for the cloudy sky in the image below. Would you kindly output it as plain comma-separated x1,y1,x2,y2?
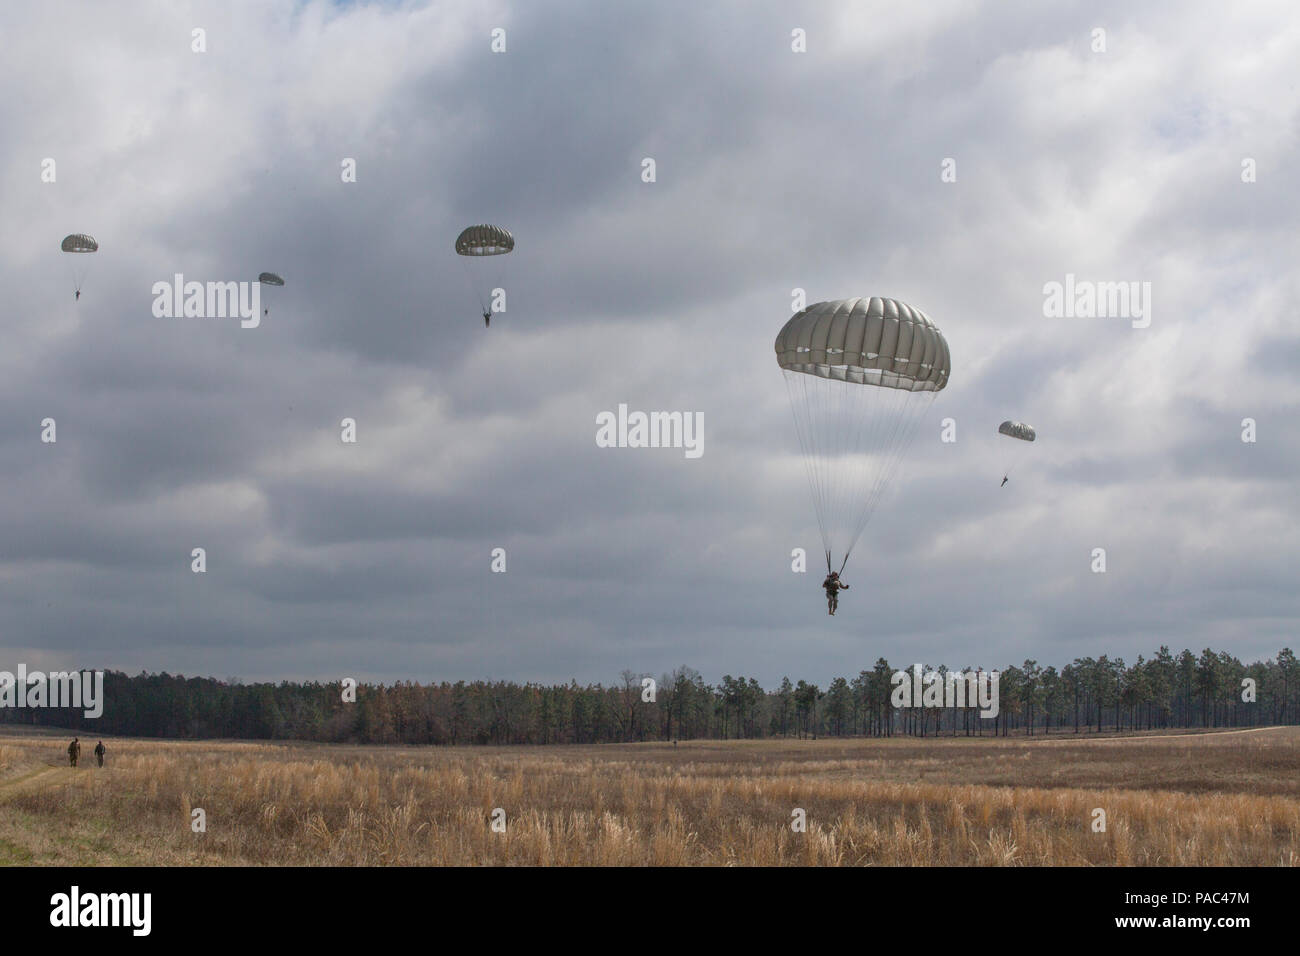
2,0,1296,687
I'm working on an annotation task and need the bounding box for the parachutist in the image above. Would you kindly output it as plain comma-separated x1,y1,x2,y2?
997,422,1035,485
823,571,849,615
778,299,949,592
257,273,283,321
456,225,513,331
61,234,98,299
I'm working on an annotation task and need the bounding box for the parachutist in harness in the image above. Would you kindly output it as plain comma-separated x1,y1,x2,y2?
75,290,80,301
997,422,1035,488
455,225,514,332
823,571,849,615
778,300,949,621
256,273,283,319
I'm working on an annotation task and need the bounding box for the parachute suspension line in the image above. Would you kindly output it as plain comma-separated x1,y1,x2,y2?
840,387,936,569
789,368,862,573
837,380,896,570
783,369,933,575
840,374,899,561
864,388,931,540
1003,438,1032,478
783,370,832,561
66,258,90,296
785,368,938,575
458,254,488,315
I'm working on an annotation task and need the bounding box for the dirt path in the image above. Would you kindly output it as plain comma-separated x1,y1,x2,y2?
0,764,81,798
1030,725,1288,744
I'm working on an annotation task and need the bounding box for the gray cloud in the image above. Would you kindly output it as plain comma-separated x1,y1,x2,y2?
1,0,1296,686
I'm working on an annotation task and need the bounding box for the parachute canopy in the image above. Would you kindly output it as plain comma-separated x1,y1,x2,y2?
775,296,950,389
455,225,514,256
61,234,98,253
998,421,1035,442
258,272,285,286
777,297,950,574
61,234,98,296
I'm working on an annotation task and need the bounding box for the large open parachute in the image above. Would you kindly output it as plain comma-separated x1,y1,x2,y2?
61,233,98,297
455,225,513,326
776,297,950,574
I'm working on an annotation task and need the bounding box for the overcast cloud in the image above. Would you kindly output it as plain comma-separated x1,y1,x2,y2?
1,0,1296,686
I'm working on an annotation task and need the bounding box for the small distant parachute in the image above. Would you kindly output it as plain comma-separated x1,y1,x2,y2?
455,225,513,326
997,420,1036,484
61,234,98,253
455,225,514,256
61,234,98,299
257,272,284,317
998,421,1035,442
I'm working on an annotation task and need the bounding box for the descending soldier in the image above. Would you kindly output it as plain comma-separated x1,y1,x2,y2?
67,737,81,768
61,234,97,301
455,225,514,329
997,421,1036,487
822,571,850,616
94,741,106,768
257,272,284,319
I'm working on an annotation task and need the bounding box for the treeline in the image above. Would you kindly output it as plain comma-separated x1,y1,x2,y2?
4,646,1296,744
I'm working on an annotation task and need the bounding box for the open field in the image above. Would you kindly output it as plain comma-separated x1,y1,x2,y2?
1,727,1297,865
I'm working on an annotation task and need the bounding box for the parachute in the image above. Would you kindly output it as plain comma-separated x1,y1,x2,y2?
257,272,284,316
997,420,1036,481
455,225,514,256
776,297,950,574
61,234,98,253
998,421,1035,442
61,234,97,297
455,225,513,325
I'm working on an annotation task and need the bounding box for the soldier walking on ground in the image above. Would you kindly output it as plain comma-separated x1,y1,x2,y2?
67,737,81,768
94,741,105,768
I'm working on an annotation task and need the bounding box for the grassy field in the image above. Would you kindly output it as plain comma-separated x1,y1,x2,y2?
1,727,1297,865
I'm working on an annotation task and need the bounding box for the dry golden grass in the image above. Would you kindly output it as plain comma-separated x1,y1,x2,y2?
0,727,1297,865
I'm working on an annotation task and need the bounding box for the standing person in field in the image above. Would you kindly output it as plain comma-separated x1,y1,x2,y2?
94,741,106,768
67,737,80,768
